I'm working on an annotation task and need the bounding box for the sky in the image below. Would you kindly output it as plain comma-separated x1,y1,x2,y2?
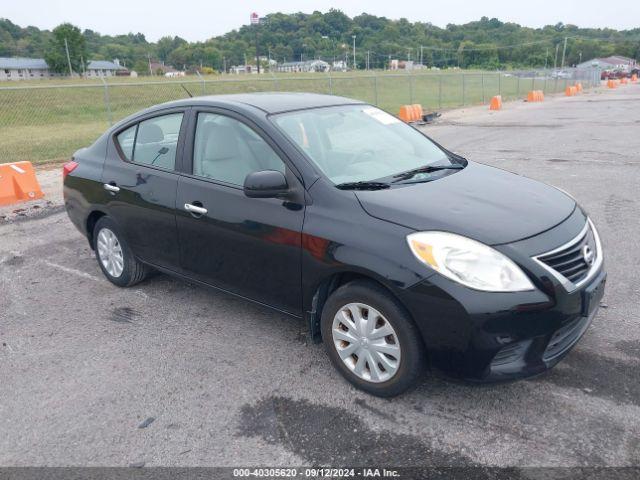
3,0,639,42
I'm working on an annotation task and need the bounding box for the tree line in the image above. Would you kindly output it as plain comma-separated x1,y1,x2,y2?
1,10,639,74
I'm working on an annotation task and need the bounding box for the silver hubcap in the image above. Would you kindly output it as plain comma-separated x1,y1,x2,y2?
97,228,124,278
331,302,401,383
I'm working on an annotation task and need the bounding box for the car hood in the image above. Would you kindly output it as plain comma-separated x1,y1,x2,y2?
355,161,576,245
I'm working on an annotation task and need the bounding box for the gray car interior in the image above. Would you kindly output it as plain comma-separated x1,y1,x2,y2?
194,114,284,186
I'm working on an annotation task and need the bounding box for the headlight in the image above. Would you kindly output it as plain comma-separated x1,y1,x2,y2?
407,231,535,292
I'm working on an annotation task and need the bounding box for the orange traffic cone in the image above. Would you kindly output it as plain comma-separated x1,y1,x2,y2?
0,161,44,206
489,95,502,110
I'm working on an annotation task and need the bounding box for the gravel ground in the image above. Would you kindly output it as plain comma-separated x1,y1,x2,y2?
0,85,639,468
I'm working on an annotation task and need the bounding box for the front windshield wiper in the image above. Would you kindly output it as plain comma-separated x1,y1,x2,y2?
391,164,464,183
335,181,390,190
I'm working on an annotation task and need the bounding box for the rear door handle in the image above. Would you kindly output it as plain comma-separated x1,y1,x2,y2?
103,183,120,193
184,203,208,216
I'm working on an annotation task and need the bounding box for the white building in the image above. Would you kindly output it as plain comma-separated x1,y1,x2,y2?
389,59,414,70
1,57,131,80
230,65,256,74
276,60,330,73
332,60,348,72
86,59,128,77
0,57,55,81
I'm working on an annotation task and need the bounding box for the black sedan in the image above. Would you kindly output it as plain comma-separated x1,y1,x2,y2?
63,93,605,397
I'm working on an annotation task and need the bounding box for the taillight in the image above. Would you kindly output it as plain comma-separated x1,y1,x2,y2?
62,160,79,180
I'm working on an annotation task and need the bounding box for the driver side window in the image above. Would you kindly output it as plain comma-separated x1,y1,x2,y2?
192,112,285,186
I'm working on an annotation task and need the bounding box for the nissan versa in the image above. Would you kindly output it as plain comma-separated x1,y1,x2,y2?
63,93,605,397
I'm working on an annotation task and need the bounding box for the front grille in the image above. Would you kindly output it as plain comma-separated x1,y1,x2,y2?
536,223,597,286
543,315,591,361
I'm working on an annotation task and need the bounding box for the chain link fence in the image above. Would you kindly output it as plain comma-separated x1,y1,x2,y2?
0,67,600,165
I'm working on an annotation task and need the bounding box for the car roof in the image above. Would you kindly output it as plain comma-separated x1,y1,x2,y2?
154,92,365,115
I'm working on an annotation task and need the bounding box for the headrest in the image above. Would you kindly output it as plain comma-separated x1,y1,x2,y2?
204,125,239,161
137,123,164,144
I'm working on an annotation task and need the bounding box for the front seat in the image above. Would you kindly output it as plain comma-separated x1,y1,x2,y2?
197,124,261,185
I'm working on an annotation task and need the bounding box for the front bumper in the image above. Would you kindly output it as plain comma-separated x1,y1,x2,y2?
397,209,607,382
484,268,606,381
399,267,606,381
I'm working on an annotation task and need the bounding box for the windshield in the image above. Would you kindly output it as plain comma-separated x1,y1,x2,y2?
272,104,453,185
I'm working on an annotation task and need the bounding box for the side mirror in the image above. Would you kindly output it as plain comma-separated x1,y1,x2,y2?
243,170,289,199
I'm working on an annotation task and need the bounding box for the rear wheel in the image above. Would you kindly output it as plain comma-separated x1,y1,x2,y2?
321,280,426,397
93,216,150,287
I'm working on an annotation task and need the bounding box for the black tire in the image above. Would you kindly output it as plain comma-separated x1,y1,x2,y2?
93,216,150,287
321,279,426,397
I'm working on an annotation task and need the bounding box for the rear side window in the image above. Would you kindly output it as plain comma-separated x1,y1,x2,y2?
116,125,136,160
115,113,184,170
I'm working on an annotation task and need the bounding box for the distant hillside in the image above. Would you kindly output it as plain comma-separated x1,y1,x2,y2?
1,11,639,73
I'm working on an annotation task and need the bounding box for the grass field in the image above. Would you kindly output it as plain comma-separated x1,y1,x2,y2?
0,70,579,165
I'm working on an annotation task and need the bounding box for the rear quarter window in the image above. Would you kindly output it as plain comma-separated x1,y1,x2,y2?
116,125,136,160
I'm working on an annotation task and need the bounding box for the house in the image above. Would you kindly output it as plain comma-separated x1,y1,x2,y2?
0,57,55,81
149,61,178,76
576,55,637,72
230,65,255,74
332,60,348,72
86,59,129,77
1,57,132,80
259,56,278,70
276,60,330,73
389,59,414,70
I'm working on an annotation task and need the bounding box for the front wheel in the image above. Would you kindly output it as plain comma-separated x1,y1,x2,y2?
93,216,150,287
321,280,426,397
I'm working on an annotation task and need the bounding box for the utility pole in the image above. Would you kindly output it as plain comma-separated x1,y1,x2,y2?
366,50,370,70
544,47,549,70
560,36,568,70
554,43,560,70
352,35,356,70
64,38,73,76
420,46,424,66
250,12,260,73
223,56,226,74
255,29,260,73
148,54,153,75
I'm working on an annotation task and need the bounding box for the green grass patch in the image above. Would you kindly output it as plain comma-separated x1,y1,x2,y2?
0,71,575,165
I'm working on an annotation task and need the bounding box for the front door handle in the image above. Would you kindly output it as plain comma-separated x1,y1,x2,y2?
184,203,208,216
103,183,120,193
